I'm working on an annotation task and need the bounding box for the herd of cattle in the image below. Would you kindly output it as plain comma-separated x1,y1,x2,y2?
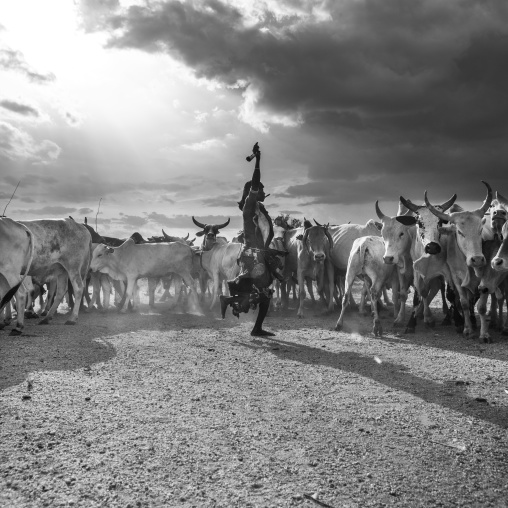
2,180,508,343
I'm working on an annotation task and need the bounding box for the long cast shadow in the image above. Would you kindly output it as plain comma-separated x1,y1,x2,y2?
238,336,508,429
0,303,237,391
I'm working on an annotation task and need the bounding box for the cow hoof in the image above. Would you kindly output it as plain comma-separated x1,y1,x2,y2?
40,311,48,317
9,329,22,336
404,327,415,334
392,321,402,328
64,320,77,326
38,318,50,325
334,325,342,332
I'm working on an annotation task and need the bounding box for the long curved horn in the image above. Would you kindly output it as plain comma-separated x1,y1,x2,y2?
183,233,189,241
496,191,508,208
439,193,457,212
302,227,310,247
313,219,323,227
424,191,452,222
215,217,230,230
399,196,420,214
475,180,492,217
375,201,387,221
162,229,172,241
325,227,334,250
192,216,207,229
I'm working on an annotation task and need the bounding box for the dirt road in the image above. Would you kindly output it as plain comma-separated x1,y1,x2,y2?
1,290,508,507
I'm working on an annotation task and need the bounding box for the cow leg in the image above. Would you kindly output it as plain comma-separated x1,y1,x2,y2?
208,273,221,310
118,278,136,313
477,291,492,343
358,282,368,315
180,272,203,316
64,271,86,325
457,287,474,338
39,273,68,324
371,284,383,337
488,293,498,331
440,278,449,315
297,269,306,318
10,284,28,336
147,277,158,308
101,275,112,312
306,277,316,307
393,277,409,328
87,272,100,311
405,289,421,334
0,275,18,330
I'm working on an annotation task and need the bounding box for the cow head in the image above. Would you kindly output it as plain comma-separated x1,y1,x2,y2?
426,180,492,269
376,201,415,266
90,244,115,272
398,193,457,255
192,216,230,250
491,222,508,271
489,191,508,238
298,220,334,263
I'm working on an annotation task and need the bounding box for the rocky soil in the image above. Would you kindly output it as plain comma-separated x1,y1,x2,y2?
1,285,508,507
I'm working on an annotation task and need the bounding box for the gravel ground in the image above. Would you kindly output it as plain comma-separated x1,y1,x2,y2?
1,284,508,508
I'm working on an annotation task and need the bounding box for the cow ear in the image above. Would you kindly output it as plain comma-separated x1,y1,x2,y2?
374,221,383,230
296,234,303,241
106,247,115,254
395,215,417,226
195,231,205,237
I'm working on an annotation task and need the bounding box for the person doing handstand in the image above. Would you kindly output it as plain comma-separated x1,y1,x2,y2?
220,142,285,337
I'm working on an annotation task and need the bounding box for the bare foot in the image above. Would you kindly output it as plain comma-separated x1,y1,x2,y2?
250,329,275,337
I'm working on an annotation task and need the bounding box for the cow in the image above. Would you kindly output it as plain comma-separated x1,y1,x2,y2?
294,222,335,318
395,194,458,332
425,180,492,338
90,239,202,315
476,237,508,342
191,217,242,309
375,201,415,327
281,224,321,311
0,217,91,335
335,235,397,336
327,220,386,309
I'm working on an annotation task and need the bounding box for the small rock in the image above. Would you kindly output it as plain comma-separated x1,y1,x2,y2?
22,395,31,401
475,397,488,403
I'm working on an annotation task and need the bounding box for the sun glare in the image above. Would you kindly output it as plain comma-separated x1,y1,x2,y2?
0,0,99,78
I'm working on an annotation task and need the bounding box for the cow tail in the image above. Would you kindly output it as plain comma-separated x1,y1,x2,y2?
0,224,34,312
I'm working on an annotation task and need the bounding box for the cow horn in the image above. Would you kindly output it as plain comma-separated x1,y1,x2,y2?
399,196,420,214
184,233,189,240
439,193,458,212
216,218,230,230
496,191,508,208
475,180,492,217
313,219,322,227
302,227,310,247
162,229,172,240
192,216,207,229
424,191,452,222
375,201,387,221
325,227,334,250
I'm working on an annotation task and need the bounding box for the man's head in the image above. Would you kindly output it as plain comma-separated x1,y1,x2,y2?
238,180,266,210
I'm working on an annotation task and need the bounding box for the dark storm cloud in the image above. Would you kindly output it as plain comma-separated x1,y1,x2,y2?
0,48,56,84
101,0,508,138
89,0,508,203
0,99,40,118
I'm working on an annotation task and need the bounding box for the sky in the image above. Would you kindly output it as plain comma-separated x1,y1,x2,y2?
1,0,507,240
